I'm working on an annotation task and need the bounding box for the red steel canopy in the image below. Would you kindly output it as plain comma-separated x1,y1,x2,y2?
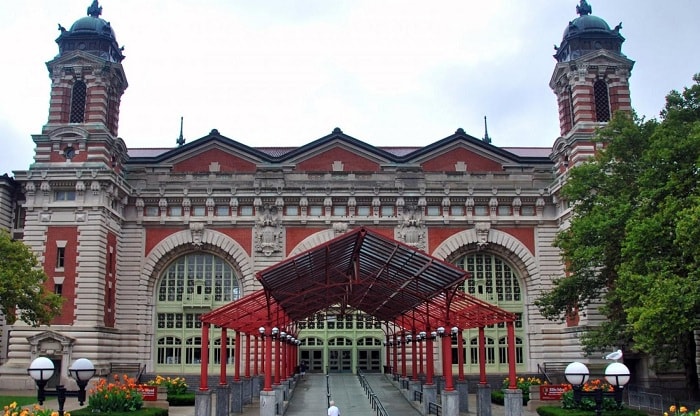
201,227,515,332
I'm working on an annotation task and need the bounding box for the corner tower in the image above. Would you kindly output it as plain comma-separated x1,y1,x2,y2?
550,0,634,170
36,0,128,171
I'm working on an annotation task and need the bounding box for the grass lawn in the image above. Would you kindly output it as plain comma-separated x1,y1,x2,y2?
0,395,39,408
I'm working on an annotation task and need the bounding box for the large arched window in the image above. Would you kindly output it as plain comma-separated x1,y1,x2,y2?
453,252,526,373
155,253,241,372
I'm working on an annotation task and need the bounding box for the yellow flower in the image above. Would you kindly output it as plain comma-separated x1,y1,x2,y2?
680,407,688,414
671,406,677,413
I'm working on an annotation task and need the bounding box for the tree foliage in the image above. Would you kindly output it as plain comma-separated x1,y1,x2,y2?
0,230,63,325
536,74,700,397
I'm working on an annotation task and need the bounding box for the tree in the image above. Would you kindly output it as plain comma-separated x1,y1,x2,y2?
536,74,700,398
0,230,63,326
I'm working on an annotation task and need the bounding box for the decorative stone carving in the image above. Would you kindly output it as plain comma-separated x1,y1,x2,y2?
475,222,491,250
396,206,426,251
254,205,283,256
190,222,205,247
332,222,348,235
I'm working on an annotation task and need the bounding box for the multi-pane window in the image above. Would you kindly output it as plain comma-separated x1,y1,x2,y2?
498,337,523,364
426,206,441,216
240,206,254,216
215,206,229,216
333,206,347,216
450,206,465,216
309,206,323,216
158,254,240,303
213,337,235,364
192,206,206,216
169,206,182,216
474,206,488,216
357,206,371,216
457,254,521,303
157,336,182,364
56,247,66,269
380,206,394,217
521,206,535,216
145,206,159,216
55,191,76,201
497,206,511,216
286,206,299,216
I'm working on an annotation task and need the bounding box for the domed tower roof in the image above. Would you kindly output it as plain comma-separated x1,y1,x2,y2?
56,0,124,63
554,0,625,62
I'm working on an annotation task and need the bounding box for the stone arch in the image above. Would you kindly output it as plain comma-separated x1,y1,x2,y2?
432,228,539,285
288,228,338,256
142,227,254,295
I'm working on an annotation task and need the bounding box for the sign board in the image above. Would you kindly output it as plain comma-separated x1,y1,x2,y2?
540,384,568,400
138,385,158,401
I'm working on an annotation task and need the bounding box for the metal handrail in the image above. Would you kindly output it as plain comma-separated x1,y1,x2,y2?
357,368,389,416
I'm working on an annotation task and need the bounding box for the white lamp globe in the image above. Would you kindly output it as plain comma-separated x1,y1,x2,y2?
28,357,55,382
69,358,96,382
564,361,590,386
605,362,630,387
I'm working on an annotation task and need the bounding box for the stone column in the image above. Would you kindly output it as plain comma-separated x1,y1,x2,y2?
217,384,230,415
230,380,244,413
456,379,469,413
422,384,437,415
260,389,277,416
476,384,492,416
195,389,212,416
504,388,523,416
441,389,459,416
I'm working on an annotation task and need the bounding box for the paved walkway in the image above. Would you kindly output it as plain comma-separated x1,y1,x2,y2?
2,374,541,416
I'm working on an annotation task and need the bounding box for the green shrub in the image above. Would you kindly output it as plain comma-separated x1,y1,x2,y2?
536,405,648,416
71,407,168,416
167,393,195,406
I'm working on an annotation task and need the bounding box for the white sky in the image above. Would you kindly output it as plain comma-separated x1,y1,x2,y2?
1,1,699,174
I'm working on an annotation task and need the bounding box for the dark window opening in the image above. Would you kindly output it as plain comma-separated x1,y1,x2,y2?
54,283,63,295
70,81,87,123
594,80,611,122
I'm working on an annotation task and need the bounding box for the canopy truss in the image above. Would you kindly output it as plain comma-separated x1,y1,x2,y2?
202,227,515,332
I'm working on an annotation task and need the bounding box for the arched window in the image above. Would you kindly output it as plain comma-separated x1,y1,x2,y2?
213,337,235,364
454,252,526,373
69,81,87,123
594,80,611,122
158,254,240,304
498,336,524,364
155,253,241,372
157,336,182,364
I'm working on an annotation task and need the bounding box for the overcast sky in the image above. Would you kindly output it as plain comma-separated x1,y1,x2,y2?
1,1,699,174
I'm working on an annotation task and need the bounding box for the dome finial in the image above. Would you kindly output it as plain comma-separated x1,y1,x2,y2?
87,1,102,18
576,0,592,16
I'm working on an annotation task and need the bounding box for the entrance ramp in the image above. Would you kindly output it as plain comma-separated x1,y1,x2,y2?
285,373,419,416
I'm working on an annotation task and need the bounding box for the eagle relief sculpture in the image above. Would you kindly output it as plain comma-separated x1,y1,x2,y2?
255,205,282,256
396,206,426,251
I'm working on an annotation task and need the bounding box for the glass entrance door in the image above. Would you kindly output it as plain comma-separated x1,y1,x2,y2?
329,350,352,372
357,349,381,372
300,349,324,373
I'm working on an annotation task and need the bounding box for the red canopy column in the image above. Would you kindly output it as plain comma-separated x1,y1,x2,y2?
245,333,251,379
479,326,487,384
457,329,465,381
262,327,273,391
507,321,517,389
441,328,454,391
400,334,407,378
410,331,418,381
233,330,241,382
418,332,424,376
425,331,435,384
219,328,228,385
392,334,398,376
200,322,210,391
274,328,281,385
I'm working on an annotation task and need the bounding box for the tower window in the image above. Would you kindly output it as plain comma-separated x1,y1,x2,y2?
594,80,611,122
69,81,87,123
56,247,66,269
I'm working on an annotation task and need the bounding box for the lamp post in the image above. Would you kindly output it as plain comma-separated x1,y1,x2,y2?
564,361,630,416
28,357,96,416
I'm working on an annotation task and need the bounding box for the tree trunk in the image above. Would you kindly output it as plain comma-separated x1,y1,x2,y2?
682,331,700,400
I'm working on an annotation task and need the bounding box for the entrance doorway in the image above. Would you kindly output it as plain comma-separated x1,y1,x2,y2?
328,350,352,372
300,349,324,373
357,349,381,372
